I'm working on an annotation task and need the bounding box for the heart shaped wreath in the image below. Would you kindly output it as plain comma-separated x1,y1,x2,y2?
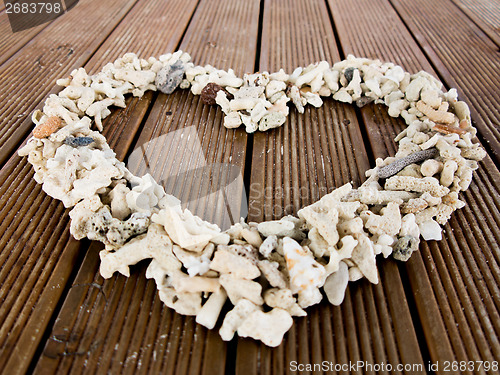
18,51,486,347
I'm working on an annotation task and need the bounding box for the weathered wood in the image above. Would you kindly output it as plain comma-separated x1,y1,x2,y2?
0,0,139,167
33,0,261,374
0,0,499,373
0,159,76,374
241,0,425,374
328,0,500,373
390,0,500,164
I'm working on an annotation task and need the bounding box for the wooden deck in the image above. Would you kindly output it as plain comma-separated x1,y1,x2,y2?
0,0,499,374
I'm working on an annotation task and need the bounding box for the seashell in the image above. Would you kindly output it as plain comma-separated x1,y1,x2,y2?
155,60,185,94
33,116,62,138
377,148,438,179
200,83,224,105
63,136,94,147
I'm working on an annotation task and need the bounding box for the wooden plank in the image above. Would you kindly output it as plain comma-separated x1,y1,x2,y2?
241,0,426,373
327,0,500,372
83,0,197,75
0,0,139,167
0,12,53,66
450,0,500,47
0,1,197,373
0,94,153,375
389,0,500,164
34,0,261,373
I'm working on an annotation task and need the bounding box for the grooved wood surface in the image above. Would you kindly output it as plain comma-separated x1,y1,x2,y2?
0,0,139,166
0,0,498,374
0,11,52,66
328,1,500,371
450,0,500,46
390,0,500,164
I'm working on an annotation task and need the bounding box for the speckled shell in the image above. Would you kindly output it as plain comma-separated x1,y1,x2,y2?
64,136,95,147
155,61,185,94
377,148,439,179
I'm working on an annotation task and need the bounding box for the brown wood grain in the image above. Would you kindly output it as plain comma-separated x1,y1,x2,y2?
328,0,500,373
0,0,139,167
33,0,261,373
0,0,499,374
450,0,500,47
242,0,425,374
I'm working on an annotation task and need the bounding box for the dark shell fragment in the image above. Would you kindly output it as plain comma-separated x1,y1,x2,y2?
377,148,439,179
64,136,94,147
201,83,224,105
344,67,355,83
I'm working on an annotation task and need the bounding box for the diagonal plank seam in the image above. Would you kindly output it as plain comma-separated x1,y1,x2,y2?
447,0,500,48
325,0,498,365
328,0,496,368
